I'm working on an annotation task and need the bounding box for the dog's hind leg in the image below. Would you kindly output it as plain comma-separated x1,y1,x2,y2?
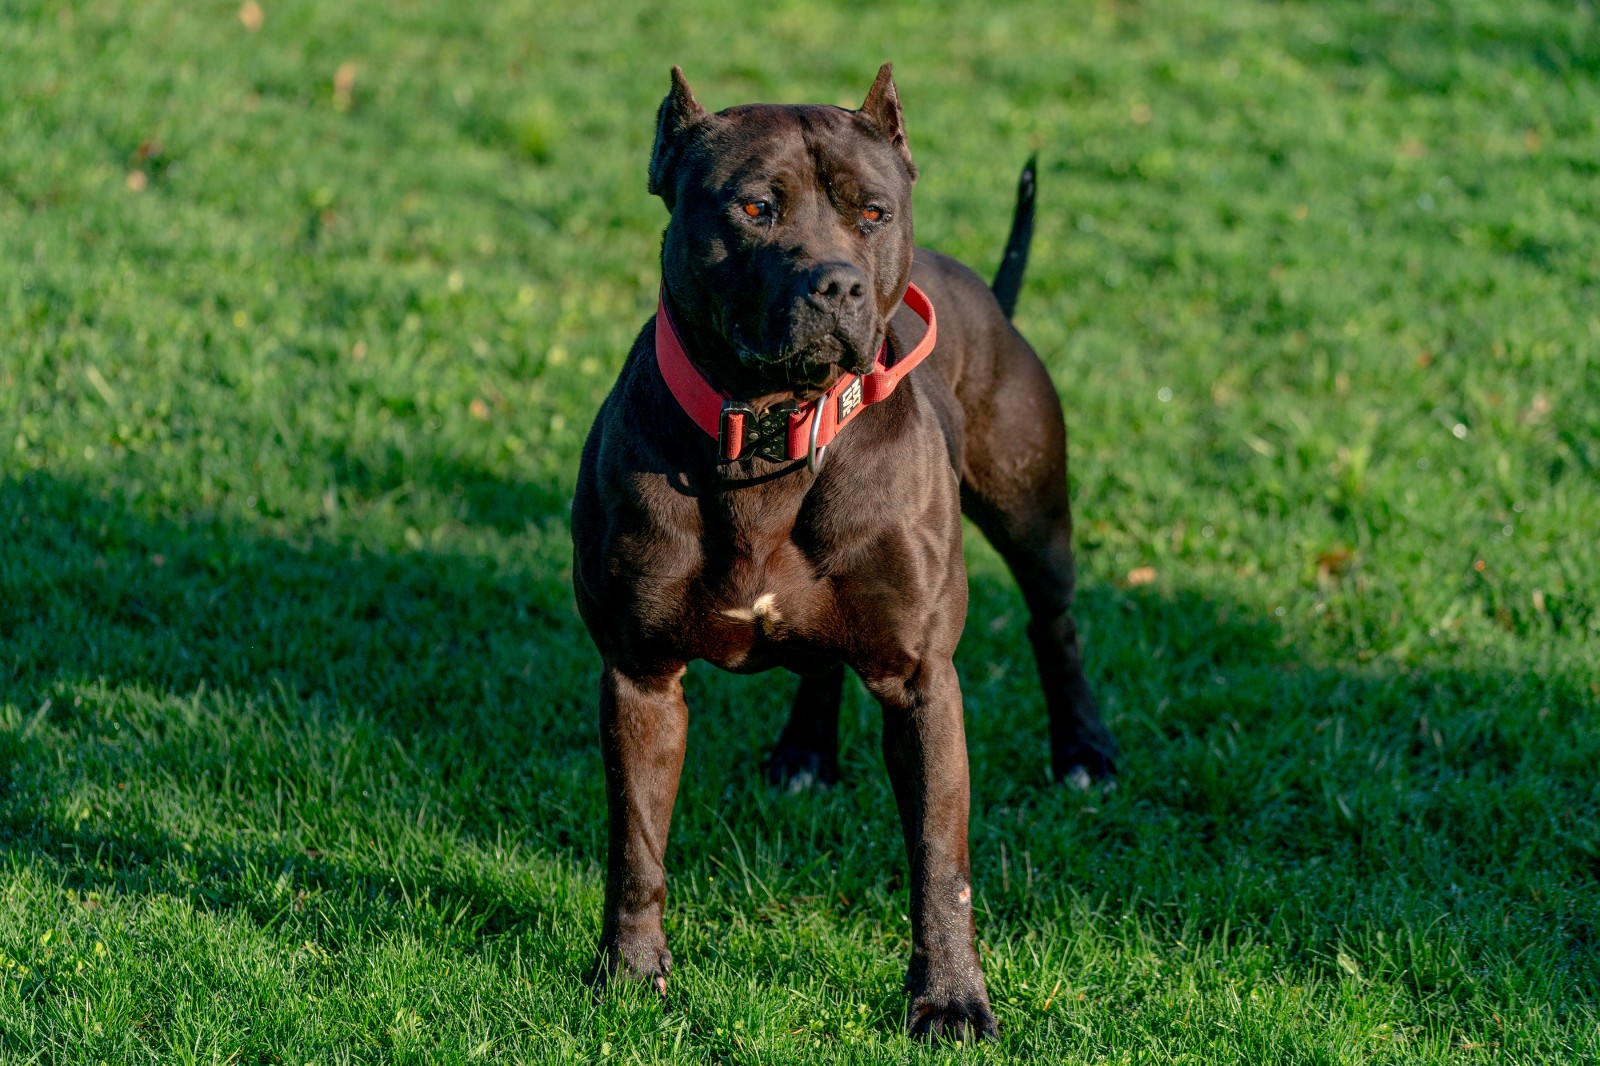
957,333,1118,786
764,663,844,791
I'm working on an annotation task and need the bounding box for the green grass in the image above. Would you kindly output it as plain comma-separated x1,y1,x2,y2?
3,0,1598,1060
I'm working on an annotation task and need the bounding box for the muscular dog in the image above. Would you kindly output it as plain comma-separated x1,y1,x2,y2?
572,64,1118,1041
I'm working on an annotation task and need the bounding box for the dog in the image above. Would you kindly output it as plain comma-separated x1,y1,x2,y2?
571,63,1118,1042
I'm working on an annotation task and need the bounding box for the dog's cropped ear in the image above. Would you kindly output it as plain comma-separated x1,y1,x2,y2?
859,62,916,181
648,67,707,209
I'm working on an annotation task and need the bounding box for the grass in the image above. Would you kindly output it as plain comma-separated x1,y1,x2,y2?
2,0,1598,1060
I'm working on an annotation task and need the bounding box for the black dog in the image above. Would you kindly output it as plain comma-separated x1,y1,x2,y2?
572,64,1117,1041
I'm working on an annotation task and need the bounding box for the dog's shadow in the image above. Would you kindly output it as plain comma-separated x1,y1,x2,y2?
2,469,1588,1006
2,467,597,956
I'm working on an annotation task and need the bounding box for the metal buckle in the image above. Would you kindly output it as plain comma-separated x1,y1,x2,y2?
753,401,798,463
717,399,797,464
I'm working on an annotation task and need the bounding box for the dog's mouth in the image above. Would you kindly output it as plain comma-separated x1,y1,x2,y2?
728,323,881,390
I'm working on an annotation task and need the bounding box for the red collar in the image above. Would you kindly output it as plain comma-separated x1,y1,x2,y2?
653,283,937,468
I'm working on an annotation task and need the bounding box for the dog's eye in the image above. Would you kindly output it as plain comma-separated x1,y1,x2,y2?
861,205,884,223
741,201,772,219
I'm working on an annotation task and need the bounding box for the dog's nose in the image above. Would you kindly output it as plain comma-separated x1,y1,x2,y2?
805,263,867,308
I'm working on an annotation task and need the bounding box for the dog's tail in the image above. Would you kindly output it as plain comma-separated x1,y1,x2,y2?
990,154,1037,321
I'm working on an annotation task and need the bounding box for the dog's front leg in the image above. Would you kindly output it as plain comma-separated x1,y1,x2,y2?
589,662,688,994
869,657,999,1042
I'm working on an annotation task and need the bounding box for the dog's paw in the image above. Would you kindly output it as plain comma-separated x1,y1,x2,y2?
906,990,999,1044
587,936,672,997
1053,743,1116,790
763,744,839,793
904,961,998,1044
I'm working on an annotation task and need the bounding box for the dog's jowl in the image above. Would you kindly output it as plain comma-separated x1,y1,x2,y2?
572,63,1118,1042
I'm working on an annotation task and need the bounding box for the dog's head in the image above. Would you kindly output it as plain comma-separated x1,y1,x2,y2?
648,64,917,395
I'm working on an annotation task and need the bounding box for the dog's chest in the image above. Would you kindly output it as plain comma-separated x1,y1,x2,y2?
607,457,946,674
686,524,839,672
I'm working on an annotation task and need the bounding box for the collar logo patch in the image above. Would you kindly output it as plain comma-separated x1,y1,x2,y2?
837,376,864,422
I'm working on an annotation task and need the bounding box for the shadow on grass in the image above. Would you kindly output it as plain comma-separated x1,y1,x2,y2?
2,469,1596,1014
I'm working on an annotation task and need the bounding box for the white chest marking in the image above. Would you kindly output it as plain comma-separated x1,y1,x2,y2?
721,592,781,626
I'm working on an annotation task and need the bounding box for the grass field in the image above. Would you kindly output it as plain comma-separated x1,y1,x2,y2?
3,0,1599,1061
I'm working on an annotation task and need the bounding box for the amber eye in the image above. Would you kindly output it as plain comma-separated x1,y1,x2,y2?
742,201,771,219
861,205,884,223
